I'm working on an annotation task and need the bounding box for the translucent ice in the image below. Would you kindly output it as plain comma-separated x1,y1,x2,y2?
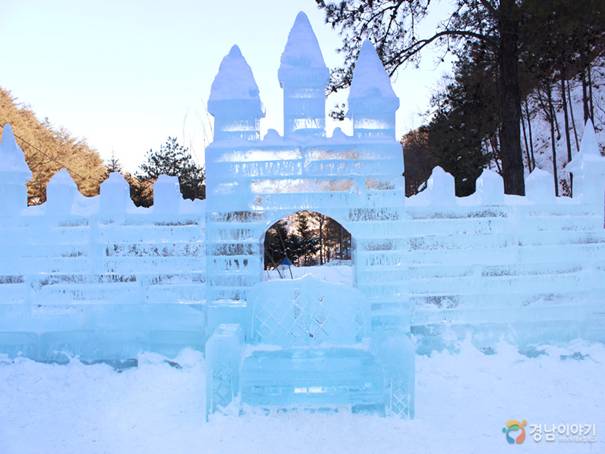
0,11,604,424
348,40,399,138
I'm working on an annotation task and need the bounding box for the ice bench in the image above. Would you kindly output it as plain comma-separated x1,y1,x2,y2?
205,276,415,418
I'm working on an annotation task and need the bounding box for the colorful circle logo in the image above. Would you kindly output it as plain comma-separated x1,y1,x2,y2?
502,419,527,445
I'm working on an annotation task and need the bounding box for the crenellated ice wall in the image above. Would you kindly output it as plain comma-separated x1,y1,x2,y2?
0,136,207,361
0,11,604,361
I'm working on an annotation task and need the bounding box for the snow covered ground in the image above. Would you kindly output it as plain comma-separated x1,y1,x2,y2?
1,340,603,454
264,262,353,285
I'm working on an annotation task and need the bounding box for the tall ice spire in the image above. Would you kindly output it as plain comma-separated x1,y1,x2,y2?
208,45,264,142
348,40,399,139
278,12,329,138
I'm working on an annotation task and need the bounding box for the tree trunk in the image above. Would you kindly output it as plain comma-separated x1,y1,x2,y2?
547,86,559,197
581,71,590,122
338,225,344,260
489,134,502,174
567,80,580,152
520,110,532,172
587,63,595,122
560,74,573,163
524,100,536,170
318,215,324,265
497,0,525,195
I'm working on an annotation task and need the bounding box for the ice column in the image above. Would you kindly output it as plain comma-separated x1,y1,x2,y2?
348,40,400,139
0,124,32,215
208,45,264,142
278,12,329,138
566,120,605,205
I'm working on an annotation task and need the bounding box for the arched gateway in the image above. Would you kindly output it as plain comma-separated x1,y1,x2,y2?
204,12,414,418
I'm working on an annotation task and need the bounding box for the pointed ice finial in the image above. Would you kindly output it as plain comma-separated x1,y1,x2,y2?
349,40,398,101
100,172,132,216
48,168,76,187
566,120,605,203
348,40,399,139
567,120,602,172
426,166,456,206
330,127,350,142
1,123,17,150
0,124,32,178
262,129,283,144
579,120,599,157
279,12,329,137
279,12,328,83
208,45,264,142
526,168,555,202
46,168,78,213
0,124,32,214
476,169,504,204
153,175,181,214
209,45,261,106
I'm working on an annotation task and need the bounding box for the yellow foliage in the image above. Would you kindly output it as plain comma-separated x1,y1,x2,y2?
0,87,107,204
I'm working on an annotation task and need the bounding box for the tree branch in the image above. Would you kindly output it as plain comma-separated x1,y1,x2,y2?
383,29,496,68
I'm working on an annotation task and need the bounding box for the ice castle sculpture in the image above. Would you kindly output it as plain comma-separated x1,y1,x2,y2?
0,11,605,419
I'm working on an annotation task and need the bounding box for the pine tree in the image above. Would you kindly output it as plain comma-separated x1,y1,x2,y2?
137,137,205,203
105,152,122,174
316,0,527,194
315,0,605,195
295,212,320,265
264,220,292,269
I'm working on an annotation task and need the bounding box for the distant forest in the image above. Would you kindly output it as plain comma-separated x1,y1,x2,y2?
264,211,352,270
317,0,605,196
0,88,204,207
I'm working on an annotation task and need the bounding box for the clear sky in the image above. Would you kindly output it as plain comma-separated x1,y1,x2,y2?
1,0,453,171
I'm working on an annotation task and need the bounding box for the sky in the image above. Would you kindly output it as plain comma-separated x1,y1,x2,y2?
1,0,453,171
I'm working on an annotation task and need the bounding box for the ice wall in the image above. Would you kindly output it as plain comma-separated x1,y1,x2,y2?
0,126,206,360
0,11,604,367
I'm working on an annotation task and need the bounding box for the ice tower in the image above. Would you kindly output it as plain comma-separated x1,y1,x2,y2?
204,13,414,417
208,45,264,142
349,40,400,138
279,12,330,137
